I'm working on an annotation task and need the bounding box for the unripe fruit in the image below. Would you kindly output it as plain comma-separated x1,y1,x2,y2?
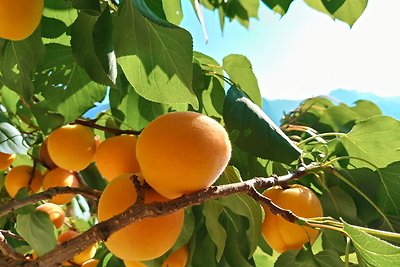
0,0,44,41
42,168,79,205
57,230,96,265
36,203,65,229
94,135,140,181
47,125,97,171
97,174,184,261
136,112,231,199
0,152,15,171
80,259,99,267
5,165,43,197
161,245,189,267
261,184,323,253
124,260,148,267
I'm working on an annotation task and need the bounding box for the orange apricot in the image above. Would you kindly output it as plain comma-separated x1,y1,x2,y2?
124,260,148,267
161,245,189,267
136,111,231,199
0,152,15,171
0,0,44,41
81,259,100,267
57,230,96,265
36,203,65,229
261,184,323,253
4,165,43,197
47,125,97,171
97,174,184,261
42,168,79,205
94,135,140,181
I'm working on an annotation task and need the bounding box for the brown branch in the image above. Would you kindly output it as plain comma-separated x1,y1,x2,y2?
0,232,26,261
21,164,318,267
74,118,141,135
0,187,102,218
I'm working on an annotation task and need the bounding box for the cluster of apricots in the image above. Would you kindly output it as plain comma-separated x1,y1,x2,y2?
0,0,44,41
0,111,324,266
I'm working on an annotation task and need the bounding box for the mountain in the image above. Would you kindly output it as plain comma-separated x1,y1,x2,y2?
263,89,400,125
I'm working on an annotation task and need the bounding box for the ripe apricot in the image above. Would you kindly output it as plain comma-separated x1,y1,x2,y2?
57,230,96,265
161,245,189,267
42,168,79,205
136,111,231,199
47,125,97,171
0,152,15,171
36,203,65,229
5,165,43,197
0,0,44,41
39,138,57,169
261,184,323,253
94,135,140,181
124,260,148,267
81,259,99,267
97,174,184,261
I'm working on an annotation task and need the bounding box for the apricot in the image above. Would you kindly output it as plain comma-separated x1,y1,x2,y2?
161,245,189,267
0,0,44,41
57,230,96,265
136,111,231,199
42,168,79,205
47,125,97,171
39,138,57,169
124,260,148,267
94,135,140,181
36,203,65,229
261,184,323,253
4,165,43,197
80,259,99,267
0,152,15,171
97,174,184,261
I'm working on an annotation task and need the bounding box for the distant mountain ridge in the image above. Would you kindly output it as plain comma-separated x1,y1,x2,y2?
262,89,400,125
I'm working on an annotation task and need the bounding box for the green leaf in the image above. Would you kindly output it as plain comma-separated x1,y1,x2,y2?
377,162,400,215
274,244,319,267
0,122,29,154
261,0,294,15
219,166,264,258
0,31,45,101
33,43,107,129
93,6,117,84
223,86,302,164
223,54,262,107
114,0,198,108
43,0,77,45
71,9,116,85
202,200,227,261
304,0,368,26
344,222,400,266
110,83,168,131
320,186,358,223
340,116,400,169
16,212,57,256
162,0,183,25
72,0,102,15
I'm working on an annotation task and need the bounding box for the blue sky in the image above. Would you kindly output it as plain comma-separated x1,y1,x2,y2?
180,1,400,100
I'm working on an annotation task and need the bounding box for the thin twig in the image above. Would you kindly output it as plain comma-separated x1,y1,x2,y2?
0,232,26,261
74,118,141,135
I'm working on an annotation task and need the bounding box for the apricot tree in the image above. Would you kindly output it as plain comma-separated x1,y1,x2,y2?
1,0,400,267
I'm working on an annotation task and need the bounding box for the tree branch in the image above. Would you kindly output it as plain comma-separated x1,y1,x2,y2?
0,187,101,218
0,232,26,261
22,164,318,267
